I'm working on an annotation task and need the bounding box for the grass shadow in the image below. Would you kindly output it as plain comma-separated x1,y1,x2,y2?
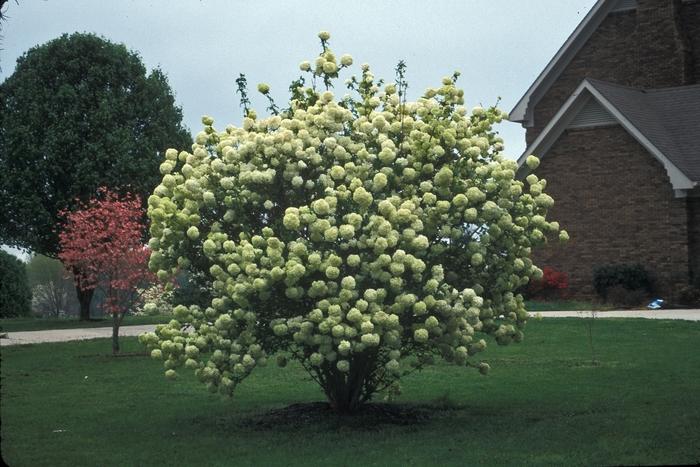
187,395,541,434
190,401,444,433
75,352,149,359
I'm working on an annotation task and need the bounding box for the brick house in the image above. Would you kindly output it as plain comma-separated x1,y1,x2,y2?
510,0,700,298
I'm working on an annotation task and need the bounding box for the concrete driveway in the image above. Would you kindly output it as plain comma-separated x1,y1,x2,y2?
0,324,157,347
531,309,700,320
1,309,698,347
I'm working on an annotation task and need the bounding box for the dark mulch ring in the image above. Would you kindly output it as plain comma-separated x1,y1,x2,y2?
76,352,149,358
242,402,437,431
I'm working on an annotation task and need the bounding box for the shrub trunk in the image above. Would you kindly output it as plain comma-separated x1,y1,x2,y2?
316,351,380,413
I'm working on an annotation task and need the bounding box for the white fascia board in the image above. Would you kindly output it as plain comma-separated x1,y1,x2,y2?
517,80,696,192
509,0,609,125
517,80,593,167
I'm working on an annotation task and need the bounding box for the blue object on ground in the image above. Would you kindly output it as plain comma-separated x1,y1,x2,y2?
647,299,665,310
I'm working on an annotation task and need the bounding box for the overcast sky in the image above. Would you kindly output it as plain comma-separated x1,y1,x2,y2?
0,0,597,259
1,0,598,154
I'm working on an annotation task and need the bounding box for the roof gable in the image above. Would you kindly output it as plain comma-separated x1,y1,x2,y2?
590,80,700,182
510,0,693,125
517,79,700,191
509,0,611,124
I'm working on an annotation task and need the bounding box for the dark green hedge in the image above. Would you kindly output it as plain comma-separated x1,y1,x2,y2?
0,250,32,318
593,263,653,299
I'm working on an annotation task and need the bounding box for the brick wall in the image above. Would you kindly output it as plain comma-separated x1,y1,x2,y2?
681,0,700,83
636,0,694,87
532,125,690,298
688,194,700,284
527,0,697,145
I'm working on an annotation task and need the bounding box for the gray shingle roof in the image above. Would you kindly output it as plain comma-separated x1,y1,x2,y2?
587,79,700,182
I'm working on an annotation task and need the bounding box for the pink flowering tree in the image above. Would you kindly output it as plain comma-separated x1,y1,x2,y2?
59,188,154,354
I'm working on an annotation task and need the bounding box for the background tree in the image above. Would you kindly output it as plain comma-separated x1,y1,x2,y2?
140,32,566,413
59,188,154,354
25,254,78,317
0,32,192,320
0,250,31,318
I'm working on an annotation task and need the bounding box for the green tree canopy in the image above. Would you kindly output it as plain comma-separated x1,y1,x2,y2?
0,32,192,257
0,250,31,318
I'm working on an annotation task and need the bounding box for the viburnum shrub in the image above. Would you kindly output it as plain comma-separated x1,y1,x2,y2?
59,188,153,354
140,32,567,412
528,266,569,299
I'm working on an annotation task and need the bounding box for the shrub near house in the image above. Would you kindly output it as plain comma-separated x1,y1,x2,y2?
594,264,653,307
527,266,569,300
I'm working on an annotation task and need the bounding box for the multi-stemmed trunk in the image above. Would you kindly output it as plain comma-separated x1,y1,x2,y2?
316,351,381,414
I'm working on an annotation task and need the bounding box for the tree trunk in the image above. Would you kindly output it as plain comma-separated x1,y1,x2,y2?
112,313,120,355
76,286,94,321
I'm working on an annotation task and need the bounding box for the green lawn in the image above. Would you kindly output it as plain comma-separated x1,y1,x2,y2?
0,314,172,333
0,304,610,333
2,319,700,466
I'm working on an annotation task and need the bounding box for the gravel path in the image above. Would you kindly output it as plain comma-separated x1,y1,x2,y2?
1,310,699,346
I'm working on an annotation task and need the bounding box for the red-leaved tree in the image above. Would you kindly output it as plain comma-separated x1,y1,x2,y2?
59,188,154,353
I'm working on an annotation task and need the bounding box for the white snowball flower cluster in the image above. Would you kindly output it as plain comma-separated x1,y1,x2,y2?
140,32,565,412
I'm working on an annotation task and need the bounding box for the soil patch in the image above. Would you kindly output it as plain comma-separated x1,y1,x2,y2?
243,401,434,431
